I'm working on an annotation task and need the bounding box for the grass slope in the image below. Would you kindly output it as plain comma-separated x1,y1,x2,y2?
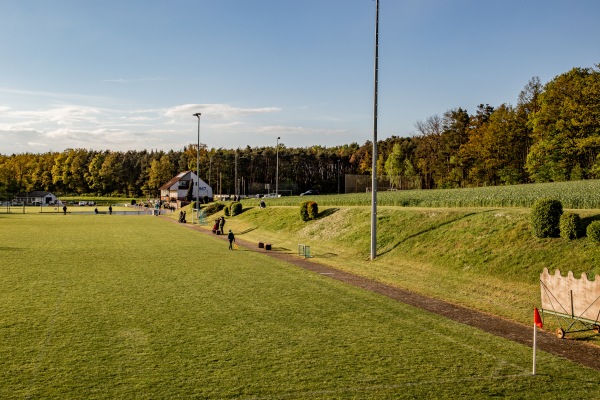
219,205,600,337
2,213,600,398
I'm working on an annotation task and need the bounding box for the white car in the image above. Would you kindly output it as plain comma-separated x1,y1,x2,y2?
263,193,281,198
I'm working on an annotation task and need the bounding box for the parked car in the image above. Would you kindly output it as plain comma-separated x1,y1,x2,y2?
78,201,87,206
300,190,320,196
263,193,281,198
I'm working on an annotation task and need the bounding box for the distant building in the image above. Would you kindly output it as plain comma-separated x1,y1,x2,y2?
14,191,57,205
159,171,213,202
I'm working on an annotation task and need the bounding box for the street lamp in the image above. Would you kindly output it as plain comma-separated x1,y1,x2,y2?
193,112,201,223
276,137,280,196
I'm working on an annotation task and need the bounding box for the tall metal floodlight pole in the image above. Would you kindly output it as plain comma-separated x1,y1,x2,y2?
276,136,280,196
370,0,379,260
193,113,201,223
235,149,238,197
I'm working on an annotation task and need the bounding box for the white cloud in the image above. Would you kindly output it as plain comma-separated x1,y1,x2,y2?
103,77,166,83
0,87,115,103
258,125,347,136
0,99,294,153
164,103,281,120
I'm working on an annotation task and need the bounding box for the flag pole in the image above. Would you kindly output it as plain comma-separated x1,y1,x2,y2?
532,307,543,375
532,321,537,375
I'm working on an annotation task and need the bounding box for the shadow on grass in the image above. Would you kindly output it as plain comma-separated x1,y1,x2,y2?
316,208,339,220
377,210,491,257
0,247,23,252
270,247,292,252
313,252,338,258
580,214,600,231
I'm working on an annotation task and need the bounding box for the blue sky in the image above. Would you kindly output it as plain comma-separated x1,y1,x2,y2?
1,0,598,154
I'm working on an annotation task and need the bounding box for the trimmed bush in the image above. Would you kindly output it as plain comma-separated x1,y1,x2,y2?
560,212,583,240
587,221,600,243
300,201,318,221
300,201,310,221
530,198,563,238
204,202,224,217
230,202,242,216
307,201,318,220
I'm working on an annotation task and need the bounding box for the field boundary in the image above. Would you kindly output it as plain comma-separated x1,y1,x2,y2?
164,217,600,371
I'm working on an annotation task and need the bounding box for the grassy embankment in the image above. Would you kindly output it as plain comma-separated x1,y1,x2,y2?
2,212,600,398
208,181,600,339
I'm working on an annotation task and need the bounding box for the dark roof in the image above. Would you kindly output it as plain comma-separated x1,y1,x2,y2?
159,171,192,190
15,191,54,198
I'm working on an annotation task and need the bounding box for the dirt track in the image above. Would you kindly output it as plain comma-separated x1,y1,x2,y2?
170,218,600,371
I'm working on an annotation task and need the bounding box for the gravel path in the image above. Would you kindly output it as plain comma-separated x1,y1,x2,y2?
171,218,600,371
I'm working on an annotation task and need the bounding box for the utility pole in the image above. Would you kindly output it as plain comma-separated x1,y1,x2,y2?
193,113,201,223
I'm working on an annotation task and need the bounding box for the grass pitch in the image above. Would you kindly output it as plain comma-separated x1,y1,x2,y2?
1,213,599,398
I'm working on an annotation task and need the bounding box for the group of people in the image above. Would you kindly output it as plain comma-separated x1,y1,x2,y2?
178,210,187,223
62,205,113,215
212,216,226,234
211,216,235,249
93,205,113,215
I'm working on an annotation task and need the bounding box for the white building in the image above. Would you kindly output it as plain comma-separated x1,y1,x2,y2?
14,191,57,205
159,171,213,203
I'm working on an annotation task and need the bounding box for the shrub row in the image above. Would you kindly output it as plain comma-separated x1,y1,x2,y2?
204,202,225,217
531,198,600,242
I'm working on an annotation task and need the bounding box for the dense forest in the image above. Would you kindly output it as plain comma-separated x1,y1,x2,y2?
1,65,599,199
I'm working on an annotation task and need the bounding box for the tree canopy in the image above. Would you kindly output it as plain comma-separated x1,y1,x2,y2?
1,64,599,198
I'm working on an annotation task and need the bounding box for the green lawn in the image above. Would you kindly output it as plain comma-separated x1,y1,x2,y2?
1,213,599,398
220,205,600,332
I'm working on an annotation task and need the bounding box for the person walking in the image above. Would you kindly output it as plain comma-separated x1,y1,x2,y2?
227,229,235,250
63,205,67,215
219,216,225,233
109,205,113,215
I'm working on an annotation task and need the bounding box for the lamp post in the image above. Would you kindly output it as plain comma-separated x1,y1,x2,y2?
275,137,280,196
193,113,201,223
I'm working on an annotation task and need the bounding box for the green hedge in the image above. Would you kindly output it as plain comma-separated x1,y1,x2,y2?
204,202,225,217
587,221,600,243
300,201,318,221
530,198,563,238
559,212,583,240
230,202,242,216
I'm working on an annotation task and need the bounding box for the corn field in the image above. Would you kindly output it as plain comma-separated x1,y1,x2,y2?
251,180,600,209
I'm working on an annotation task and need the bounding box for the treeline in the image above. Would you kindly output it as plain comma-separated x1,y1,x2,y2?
1,65,599,198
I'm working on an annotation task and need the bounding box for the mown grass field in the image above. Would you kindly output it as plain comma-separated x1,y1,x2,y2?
2,213,600,398
214,201,600,341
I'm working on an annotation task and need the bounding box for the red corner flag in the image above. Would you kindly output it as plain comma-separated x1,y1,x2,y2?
534,308,543,329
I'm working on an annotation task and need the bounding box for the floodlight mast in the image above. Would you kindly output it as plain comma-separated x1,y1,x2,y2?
370,0,379,261
193,113,201,223
276,137,280,196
